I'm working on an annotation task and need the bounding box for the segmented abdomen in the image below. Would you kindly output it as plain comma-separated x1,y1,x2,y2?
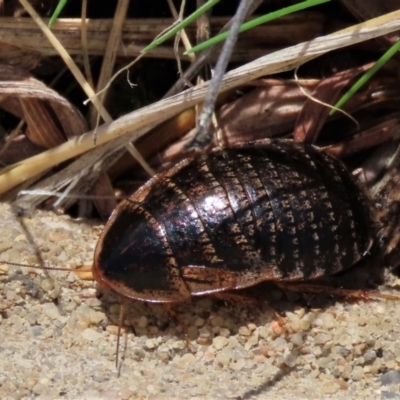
145,141,373,281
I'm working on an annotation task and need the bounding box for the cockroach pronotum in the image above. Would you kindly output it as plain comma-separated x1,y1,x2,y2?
93,140,375,303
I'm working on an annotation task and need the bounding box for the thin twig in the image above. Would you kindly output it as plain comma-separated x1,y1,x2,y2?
164,0,264,97
187,0,255,149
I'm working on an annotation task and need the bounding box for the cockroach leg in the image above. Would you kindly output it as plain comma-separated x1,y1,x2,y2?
72,264,94,280
116,297,126,377
211,291,262,307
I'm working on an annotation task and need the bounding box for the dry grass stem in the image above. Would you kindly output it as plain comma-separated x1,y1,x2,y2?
0,13,326,61
80,0,94,89
92,0,130,108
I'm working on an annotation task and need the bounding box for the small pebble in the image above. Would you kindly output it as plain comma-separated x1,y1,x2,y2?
40,279,54,292
198,326,211,337
352,366,365,380
230,358,245,371
213,336,228,350
210,316,224,327
132,348,146,361
228,336,239,349
42,302,60,319
138,316,148,329
242,337,256,352
179,353,196,365
238,326,251,336
315,333,331,345
232,347,248,361
148,326,159,335
194,318,205,327
270,321,282,335
338,334,352,346
145,339,157,350
317,357,331,369
321,381,341,395
173,340,186,350
219,328,230,337
320,313,336,329
381,391,400,399
81,328,103,342
0,264,9,274
197,337,211,346
106,325,120,335
300,319,311,330
364,350,377,364
119,387,134,400
26,312,39,326
247,323,257,331
271,337,287,352
157,351,170,362
216,347,233,366
6,290,17,301
254,355,267,363
202,351,215,363
312,347,322,357
254,345,269,357
283,351,298,368
187,326,199,341
216,353,230,366
291,332,303,346
31,326,44,337
258,326,270,339
89,310,106,324
32,383,46,395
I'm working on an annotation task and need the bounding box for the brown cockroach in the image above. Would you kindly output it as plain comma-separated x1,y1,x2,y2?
5,139,398,309
93,139,376,303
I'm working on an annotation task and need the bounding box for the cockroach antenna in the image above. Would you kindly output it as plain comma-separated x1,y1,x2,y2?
186,0,257,150
0,260,73,272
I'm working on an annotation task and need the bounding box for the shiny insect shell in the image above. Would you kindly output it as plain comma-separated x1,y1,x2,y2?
93,140,374,303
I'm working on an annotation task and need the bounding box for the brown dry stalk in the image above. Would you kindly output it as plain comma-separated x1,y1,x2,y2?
0,13,326,61
91,0,130,114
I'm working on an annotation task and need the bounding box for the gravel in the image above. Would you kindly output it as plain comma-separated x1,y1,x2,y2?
1,202,400,399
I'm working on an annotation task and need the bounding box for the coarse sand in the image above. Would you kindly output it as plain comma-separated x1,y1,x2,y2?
1,202,400,399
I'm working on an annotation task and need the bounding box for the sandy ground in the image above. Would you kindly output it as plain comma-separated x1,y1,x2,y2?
1,202,400,399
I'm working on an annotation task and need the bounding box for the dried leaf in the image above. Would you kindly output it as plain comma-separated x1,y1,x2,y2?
217,79,319,146
91,174,118,220
0,64,87,149
293,64,372,143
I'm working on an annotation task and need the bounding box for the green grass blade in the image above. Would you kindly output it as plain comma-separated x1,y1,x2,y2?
185,0,330,55
141,0,220,53
330,38,400,115
48,0,67,27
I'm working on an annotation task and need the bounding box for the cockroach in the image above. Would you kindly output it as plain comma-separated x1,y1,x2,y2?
93,140,375,303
